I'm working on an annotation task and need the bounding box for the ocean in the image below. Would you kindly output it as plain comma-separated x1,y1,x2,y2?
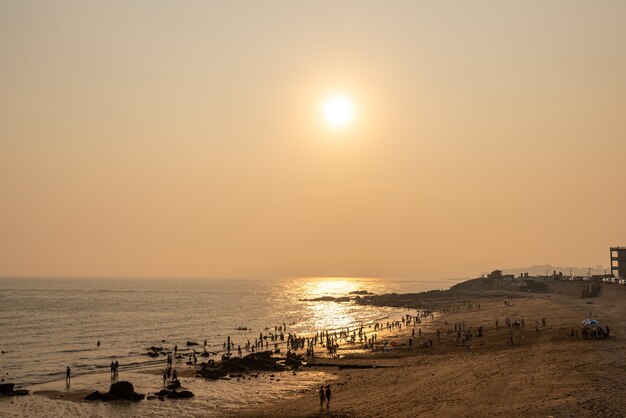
0,276,459,417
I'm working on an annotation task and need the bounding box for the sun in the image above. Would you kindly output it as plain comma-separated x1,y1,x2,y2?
323,95,354,128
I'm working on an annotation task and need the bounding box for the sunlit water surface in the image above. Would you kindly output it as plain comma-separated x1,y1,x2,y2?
0,277,459,386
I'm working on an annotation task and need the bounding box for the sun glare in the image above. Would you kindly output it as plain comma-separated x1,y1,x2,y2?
323,95,354,128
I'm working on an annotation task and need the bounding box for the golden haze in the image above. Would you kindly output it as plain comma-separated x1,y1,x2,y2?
1,1,625,278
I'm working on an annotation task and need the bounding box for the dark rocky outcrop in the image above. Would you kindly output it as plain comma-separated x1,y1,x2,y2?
85,381,144,402
0,383,15,394
151,389,194,399
166,380,181,389
168,390,194,399
186,341,199,346
300,296,351,302
197,351,287,381
85,391,105,401
284,352,304,368
349,290,373,295
352,277,514,309
0,383,29,397
197,365,228,380
145,346,167,357
223,351,286,372
11,389,29,396
108,381,135,399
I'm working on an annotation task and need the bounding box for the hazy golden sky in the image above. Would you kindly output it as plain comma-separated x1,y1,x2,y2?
1,1,625,279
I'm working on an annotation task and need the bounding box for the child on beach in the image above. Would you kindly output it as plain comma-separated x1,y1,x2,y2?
319,385,325,407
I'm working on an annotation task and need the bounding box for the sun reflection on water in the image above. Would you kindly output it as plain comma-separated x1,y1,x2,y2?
296,277,390,332
303,277,362,297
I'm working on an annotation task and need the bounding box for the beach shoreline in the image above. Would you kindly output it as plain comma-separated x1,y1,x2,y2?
3,280,626,417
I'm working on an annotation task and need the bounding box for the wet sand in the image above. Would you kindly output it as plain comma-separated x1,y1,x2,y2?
238,282,626,418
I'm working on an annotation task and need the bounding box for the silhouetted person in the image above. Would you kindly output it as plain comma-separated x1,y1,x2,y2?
66,366,71,386
325,385,332,408
319,385,325,407
97,340,100,347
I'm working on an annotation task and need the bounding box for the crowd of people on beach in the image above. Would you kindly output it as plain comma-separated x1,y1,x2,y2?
194,311,441,365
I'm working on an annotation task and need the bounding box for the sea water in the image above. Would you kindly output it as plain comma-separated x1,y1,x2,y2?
0,276,458,417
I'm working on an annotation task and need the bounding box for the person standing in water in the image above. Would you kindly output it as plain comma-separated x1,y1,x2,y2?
65,367,71,386
325,385,332,409
319,385,325,407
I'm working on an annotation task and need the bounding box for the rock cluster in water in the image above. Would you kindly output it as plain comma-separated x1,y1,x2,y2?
299,296,351,302
349,290,373,295
197,351,304,380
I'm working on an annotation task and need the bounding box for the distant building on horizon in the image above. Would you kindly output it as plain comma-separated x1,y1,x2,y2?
610,247,626,278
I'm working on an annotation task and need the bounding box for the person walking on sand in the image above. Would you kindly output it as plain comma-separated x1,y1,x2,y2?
163,368,167,386
319,385,325,407
66,366,71,386
114,360,119,377
325,385,332,409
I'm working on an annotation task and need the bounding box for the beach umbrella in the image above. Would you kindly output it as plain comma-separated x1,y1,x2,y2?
581,319,600,326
